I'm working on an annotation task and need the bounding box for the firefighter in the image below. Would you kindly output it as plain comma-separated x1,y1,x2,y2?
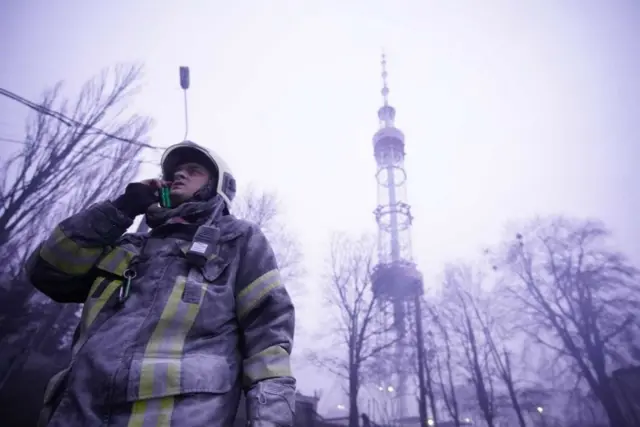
25,141,296,426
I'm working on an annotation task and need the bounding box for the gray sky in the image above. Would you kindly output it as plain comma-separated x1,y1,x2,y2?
2,0,640,415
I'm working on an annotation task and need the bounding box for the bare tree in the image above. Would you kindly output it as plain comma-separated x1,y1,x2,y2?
429,305,463,427
232,184,303,289
460,287,529,427
308,233,397,427
423,332,440,426
497,217,640,427
0,65,152,421
404,307,440,426
0,64,152,280
0,64,151,378
360,385,398,426
439,264,497,427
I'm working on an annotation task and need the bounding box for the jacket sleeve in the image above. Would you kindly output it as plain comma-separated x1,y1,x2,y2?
24,201,134,303
235,223,296,427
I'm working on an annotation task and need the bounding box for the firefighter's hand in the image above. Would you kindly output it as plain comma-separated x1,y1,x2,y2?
112,179,167,219
139,178,169,190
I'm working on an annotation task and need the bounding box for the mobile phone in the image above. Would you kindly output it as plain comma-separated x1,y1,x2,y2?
159,186,172,209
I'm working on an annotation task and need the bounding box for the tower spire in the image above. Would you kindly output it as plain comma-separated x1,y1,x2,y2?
378,52,396,128
381,52,390,106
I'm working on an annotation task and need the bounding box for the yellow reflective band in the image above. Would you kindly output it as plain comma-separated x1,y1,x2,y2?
128,400,147,427
71,279,121,357
135,273,205,405
157,397,174,427
243,345,292,386
39,227,103,275
236,269,281,319
97,246,136,277
87,277,106,301
128,397,175,427
83,279,121,330
138,276,184,399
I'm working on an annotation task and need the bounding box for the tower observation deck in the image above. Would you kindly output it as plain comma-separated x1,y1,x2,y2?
370,54,424,421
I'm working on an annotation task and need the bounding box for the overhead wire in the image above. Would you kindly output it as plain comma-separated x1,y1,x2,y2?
0,87,164,243
0,135,159,213
0,87,168,151
0,136,160,166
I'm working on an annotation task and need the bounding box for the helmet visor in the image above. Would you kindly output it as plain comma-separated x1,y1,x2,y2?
162,146,219,182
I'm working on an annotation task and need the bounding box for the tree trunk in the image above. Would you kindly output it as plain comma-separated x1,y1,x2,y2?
425,359,438,426
610,367,640,427
349,365,360,427
505,378,526,427
602,392,632,427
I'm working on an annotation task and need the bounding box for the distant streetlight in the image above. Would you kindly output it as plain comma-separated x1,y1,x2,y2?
337,404,345,410
387,386,394,393
427,419,434,426
464,417,472,423
536,406,547,427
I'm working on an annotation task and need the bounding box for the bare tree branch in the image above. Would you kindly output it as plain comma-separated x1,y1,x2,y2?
0,64,151,279
496,216,640,427
232,184,304,292
437,264,498,427
0,64,152,393
308,233,397,427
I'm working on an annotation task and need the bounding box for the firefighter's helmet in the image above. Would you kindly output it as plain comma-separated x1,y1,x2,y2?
160,140,236,208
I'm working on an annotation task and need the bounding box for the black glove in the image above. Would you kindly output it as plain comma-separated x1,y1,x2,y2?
112,183,158,219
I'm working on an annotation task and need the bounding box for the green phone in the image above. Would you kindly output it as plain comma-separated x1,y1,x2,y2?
159,186,172,209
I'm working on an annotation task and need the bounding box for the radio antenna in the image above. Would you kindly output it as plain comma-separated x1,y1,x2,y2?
179,66,190,140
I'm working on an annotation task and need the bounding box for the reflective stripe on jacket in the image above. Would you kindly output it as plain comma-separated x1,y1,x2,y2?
26,201,296,427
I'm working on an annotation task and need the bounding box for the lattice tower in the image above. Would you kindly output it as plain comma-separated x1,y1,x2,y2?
370,53,424,422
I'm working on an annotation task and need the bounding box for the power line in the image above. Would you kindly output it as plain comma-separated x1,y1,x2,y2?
0,136,160,166
0,87,167,151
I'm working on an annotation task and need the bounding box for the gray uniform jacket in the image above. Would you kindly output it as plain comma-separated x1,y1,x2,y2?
25,201,296,427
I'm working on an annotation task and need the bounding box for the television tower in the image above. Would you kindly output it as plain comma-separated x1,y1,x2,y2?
370,54,428,422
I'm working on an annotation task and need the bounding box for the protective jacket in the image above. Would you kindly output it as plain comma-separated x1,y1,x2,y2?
25,195,296,427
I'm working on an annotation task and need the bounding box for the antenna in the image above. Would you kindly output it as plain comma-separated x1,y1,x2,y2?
380,52,390,107
179,66,190,140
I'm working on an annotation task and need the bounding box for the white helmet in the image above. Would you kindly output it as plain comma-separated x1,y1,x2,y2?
160,140,236,208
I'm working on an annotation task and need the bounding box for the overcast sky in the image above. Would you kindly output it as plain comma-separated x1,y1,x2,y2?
2,0,640,416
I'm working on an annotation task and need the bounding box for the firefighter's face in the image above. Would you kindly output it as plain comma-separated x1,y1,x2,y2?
170,162,211,203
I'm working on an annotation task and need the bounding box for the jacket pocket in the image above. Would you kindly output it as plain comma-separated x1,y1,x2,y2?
180,256,232,304
201,256,231,283
200,229,241,284
125,353,234,402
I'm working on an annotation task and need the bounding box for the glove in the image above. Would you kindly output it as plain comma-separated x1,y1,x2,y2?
112,182,158,219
